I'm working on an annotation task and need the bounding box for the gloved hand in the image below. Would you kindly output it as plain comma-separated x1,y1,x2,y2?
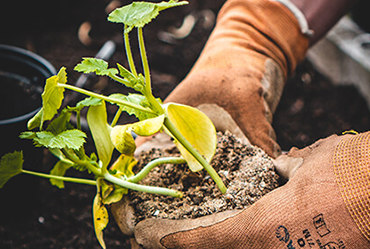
134,132,370,248
112,0,309,241
161,0,309,158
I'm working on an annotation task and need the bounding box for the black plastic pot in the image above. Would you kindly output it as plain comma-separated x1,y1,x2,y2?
0,44,56,223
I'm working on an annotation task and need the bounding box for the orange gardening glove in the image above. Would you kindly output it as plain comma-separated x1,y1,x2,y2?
134,131,370,249
162,0,309,158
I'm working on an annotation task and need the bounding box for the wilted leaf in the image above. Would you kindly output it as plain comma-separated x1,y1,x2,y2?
49,160,73,188
97,178,127,205
108,1,188,33
87,101,114,168
110,125,136,156
164,103,217,172
74,58,118,76
93,191,108,249
42,67,67,123
27,108,43,130
110,154,137,178
131,114,164,136
0,151,23,188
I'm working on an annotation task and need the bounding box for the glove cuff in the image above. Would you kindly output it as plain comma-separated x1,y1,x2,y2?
334,132,370,242
218,0,310,76
272,0,314,37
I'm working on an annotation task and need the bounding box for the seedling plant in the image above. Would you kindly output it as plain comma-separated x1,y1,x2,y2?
0,1,226,248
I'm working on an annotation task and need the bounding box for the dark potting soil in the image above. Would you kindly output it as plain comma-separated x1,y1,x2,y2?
1,0,370,248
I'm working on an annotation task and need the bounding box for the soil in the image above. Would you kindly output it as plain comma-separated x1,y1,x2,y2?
131,131,279,222
1,0,370,249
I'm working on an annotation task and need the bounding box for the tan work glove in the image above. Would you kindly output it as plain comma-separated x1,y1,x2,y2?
134,132,370,248
162,0,309,158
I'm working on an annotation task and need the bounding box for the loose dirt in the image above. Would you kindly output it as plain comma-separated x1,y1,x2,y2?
131,131,279,222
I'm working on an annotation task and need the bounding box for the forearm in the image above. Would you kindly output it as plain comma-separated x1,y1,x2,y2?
290,0,359,44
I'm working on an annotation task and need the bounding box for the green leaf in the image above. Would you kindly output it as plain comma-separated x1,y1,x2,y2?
109,93,157,121
87,101,114,168
164,103,217,172
108,1,188,33
32,130,86,150
42,67,67,124
131,114,164,136
93,190,108,249
0,151,23,188
66,97,103,113
117,63,136,83
110,125,136,156
76,97,103,109
19,131,37,140
46,110,71,135
116,63,145,92
49,160,73,188
74,58,118,76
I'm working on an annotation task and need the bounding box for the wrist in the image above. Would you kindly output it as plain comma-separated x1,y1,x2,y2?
288,0,359,44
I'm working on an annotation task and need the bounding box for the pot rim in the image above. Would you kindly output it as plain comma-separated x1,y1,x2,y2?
0,44,56,125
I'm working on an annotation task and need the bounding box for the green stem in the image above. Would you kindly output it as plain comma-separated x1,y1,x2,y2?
111,108,123,127
22,170,96,186
128,157,186,183
104,172,183,198
109,74,131,86
58,83,154,115
137,28,164,114
138,27,151,94
124,25,137,77
62,148,102,177
163,117,227,194
76,111,82,130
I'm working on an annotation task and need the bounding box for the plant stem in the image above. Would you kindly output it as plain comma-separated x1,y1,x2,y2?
111,108,123,127
108,74,131,86
103,172,183,198
62,148,102,177
58,83,154,115
128,157,186,183
76,111,82,130
137,27,164,115
163,117,227,194
124,25,138,77
22,170,96,186
138,27,151,95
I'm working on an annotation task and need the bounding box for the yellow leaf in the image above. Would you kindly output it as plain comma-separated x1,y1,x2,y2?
164,103,217,172
93,193,109,249
111,154,137,178
87,102,114,167
131,114,165,136
110,125,136,155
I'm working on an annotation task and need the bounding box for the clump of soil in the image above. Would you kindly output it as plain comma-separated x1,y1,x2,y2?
130,131,279,222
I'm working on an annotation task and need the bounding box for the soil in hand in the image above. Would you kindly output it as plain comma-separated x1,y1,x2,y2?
130,131,279,222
